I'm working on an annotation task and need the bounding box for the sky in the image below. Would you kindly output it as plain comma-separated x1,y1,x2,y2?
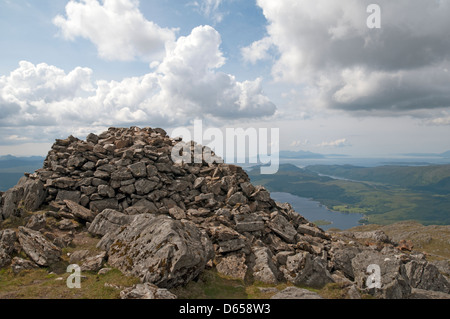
1,0,450,157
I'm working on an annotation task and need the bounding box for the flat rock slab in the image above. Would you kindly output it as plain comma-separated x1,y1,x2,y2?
18,227,61,267
271,287,323,299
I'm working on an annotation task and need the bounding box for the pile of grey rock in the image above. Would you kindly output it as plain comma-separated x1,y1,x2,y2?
0,126,449,299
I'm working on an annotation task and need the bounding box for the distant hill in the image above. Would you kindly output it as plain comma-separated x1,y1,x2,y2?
0,155,45,191
249,164,450,226
279,150,325,159
307,164,450,194
402,150,450,158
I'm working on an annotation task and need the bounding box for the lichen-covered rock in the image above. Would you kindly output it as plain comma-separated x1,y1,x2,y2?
352,250,411,299
64,200,96,222
404,260,450,294
267,213,297,244
11,257,38,274
120,283,177,300
282,252,334,288
271,287,323,299
105,214,214,289
25,214,47,231
18,227,61,266
252,247,280,285
216,253,248,281
0,229,17,268
88,209,135,237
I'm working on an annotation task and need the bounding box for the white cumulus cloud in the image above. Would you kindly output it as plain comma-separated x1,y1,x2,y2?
245,0,450,115
53,0,176,62
0,26,276,141
317,138,350,148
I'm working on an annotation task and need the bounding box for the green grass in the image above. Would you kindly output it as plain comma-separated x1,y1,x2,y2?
0,267,140,299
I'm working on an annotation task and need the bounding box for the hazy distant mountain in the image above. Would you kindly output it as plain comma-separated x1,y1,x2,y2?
402,151,450,158
0,155,45,170
279,150,325,159
0,155,45,191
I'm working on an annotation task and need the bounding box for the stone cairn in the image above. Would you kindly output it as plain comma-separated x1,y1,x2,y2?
1,126,449,299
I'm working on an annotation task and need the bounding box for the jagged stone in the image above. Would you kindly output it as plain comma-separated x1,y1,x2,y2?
1,185,25,219
252,247,280,285
352,250,411,299
125,199,158,215
216,253,248,281
120,283,177,300
330,246,361,280
409,288,450,299
169,206,187,220
234,214,265,233
98,185,115,198
11,257,38,274
0,229,17,268
56,190,81,204
89,199,119,213
26,214,47,231
18,227,61,266
22,179,46,211
64,200,96,222
267,214,297,243
88,209,135,237
297,224,330,240
282,252,334,288
106,214,214,289
227,192,247,206
81,252,106,272
404,260,450,293
271,287,323,299
69,250,90,264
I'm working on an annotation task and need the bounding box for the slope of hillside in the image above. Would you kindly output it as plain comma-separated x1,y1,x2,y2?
307,164,450,194
249,164,450,226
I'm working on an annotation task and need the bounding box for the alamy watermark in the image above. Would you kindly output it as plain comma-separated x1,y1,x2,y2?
170,120,279,174
367,4,381,29
67,264,81,289
366,264,382,289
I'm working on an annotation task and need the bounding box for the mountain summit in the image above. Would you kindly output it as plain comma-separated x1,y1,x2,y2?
0,127,449,299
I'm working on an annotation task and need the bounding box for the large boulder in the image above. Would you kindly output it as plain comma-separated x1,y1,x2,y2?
0,229,17,268
252,247,280,285
88,209,136,237
330,246,361,280
1,186,25,219
18,227,61,266
351,250,411,299
104,214,214,289
281,252,334,288
404,260,450,294
22,179,46,212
